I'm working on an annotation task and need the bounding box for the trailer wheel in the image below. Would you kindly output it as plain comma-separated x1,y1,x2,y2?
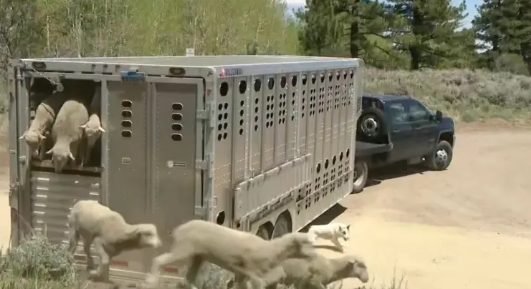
272,212,292,239
256,224,271,240
352,159,369,194
357,107,388,142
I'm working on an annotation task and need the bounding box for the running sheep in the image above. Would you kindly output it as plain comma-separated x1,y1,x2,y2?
262,254,368,289
143,219,317,289
80,87,105,163
45,96,90,172
67,200,162,283
19,92,69,161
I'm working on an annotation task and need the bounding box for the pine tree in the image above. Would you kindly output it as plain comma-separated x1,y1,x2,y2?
387,0,468,69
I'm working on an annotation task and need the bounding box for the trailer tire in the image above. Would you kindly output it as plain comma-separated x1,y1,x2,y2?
352,159,369,194
256,224,271,240
272,212,291,239
357,107,388,142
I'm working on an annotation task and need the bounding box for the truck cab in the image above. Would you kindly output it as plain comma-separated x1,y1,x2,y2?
353,94,456,192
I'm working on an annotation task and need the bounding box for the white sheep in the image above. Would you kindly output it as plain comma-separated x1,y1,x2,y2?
67,200,162,283
262,254,368,289
80,88,105,163
45,98,90,172
19,93,69,161
143,219,317,289
307,222,351,252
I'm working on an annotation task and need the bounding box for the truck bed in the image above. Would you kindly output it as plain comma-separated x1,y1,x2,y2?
356,141,392,157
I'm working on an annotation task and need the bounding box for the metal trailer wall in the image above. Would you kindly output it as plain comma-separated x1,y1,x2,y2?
8,55,363,282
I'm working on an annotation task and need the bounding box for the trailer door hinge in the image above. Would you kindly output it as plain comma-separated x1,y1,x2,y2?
196,154,213,178
9,182,19,197
196,109,209,120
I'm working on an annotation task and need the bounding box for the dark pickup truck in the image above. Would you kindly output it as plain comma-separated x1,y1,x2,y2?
353,94,456,193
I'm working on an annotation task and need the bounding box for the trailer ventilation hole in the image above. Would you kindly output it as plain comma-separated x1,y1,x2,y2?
254,79,262,92
339,152,344,161
216,211,226,225
172,103,183,110
121,120,132,128
268,78,275,90
239,80,247,94
280,76,287,88
332,156,337,165
175,113,183,121
346,149,350,158
121,130,132,138
171,134,182,141
302,74,307,85
350,70,354,79
172,124,182,131
220,82,229,96
291,76,297,86
328,73,332,82
325,159,329,169
336,71,341,80
316,163,321,173
122,110,132,118
121,100,132,108
343,71,348,79
320,73,325,83
311,74,316,84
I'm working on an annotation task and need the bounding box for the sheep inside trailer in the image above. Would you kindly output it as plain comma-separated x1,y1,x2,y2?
8,55,363,284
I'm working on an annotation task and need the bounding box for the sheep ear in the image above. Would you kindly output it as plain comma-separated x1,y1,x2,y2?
45,149,53,155
79,124,87,129
39,134,46,140
346,224,350,230
98,126,105,132
68,152,75,161
18,132,26,140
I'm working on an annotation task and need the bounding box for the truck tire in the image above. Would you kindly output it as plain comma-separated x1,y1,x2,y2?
357,107,388,142
425,140,453,171
352,159,369,194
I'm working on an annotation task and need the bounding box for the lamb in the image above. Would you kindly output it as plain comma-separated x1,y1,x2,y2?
307,222,351,252
80,88,105,163
261,254,369,289
67,200,162,283
143,219,317,289
19,92,69,161
45,97,90,172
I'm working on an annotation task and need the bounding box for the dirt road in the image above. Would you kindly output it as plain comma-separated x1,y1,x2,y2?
1,129,531,289
316,129,531,289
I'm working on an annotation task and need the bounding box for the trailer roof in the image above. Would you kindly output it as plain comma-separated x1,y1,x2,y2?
20,55,361,68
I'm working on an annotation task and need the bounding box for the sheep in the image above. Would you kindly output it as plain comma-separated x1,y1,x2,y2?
261,254,369,289
19,92,69,161
307,222,351,252
67,200,162,283
45,97,90,172
80,88,105,163
143,219,317,289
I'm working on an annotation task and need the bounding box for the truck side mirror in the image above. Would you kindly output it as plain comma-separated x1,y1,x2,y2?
435,110,443,121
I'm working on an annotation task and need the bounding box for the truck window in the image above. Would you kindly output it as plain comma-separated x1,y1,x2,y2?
408,100,431,122
387,103,408,125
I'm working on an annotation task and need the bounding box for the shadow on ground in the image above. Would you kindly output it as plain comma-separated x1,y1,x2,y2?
364,163,428,190
300,203,347,232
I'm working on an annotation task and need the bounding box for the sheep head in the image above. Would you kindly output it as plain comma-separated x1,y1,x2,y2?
46,146,75,173
19,130,46,155
80,123,105,140
130,224,162,249
344,255,368,283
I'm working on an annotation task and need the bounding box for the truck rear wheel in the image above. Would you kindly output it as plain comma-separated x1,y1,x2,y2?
352,159,369,194
425,140,453,171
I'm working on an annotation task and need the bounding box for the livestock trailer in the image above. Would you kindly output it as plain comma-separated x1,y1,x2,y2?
7,55,363,283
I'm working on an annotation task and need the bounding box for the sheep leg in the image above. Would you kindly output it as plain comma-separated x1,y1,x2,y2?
67,227,80,255
144,252,181,286
184,256,203,289
90,237,110,283
83,236,96,271
331,237,344,252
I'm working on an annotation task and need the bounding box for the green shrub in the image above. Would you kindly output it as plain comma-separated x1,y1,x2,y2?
0,232,77,289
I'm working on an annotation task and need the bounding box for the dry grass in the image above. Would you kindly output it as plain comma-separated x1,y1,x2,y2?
366,68,531,124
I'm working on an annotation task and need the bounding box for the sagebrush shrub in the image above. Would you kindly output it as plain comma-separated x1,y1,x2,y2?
0,232,77,289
